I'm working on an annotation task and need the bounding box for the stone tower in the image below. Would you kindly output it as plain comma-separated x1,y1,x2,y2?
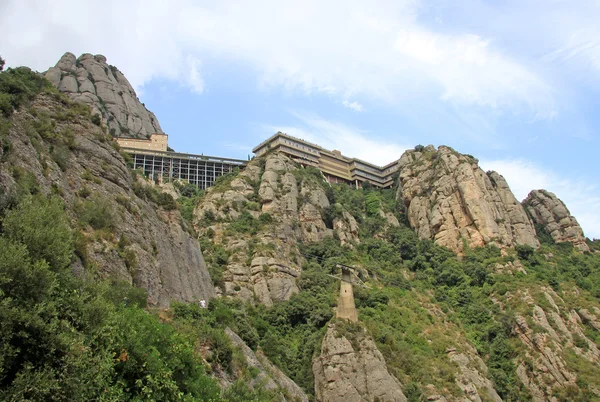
336,267,358,322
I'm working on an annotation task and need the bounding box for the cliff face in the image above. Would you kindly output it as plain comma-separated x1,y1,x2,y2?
498,286,600,400
523,189,589,252
224,328,309,402
45,52,163,138
193,152,360,305
396,145,539,254
312,322,407,402
0,93,213,306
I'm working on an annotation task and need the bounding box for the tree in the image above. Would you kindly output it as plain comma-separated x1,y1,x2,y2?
2,194,73,270
0,56,4,72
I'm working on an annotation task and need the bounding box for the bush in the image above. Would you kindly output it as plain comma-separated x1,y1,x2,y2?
75,196,115,231
2,194,73,270
90,114,101,126
0,67,51,117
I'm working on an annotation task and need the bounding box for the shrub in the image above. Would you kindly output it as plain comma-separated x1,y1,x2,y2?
50,144,70,171
75,196,115,231
2,194,73,270
0,67,51,117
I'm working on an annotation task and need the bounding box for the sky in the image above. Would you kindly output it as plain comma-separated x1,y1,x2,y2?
1,0,599,238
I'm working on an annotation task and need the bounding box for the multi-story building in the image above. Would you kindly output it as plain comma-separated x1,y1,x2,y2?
117,134,247,190
252,132,401,188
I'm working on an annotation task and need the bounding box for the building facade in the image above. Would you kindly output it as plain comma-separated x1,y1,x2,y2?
252,132,400,188
116,133,169,152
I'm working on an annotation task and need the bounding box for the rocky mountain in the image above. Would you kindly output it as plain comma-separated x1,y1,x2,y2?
2,58,600,402
396,145,540,254
313,321,407,402
524,189,590,252
0,88,212,307
45,52,163,138
193,152,361,305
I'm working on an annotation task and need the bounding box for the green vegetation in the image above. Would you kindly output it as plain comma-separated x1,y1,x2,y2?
0,194,223,400
133,181,177,211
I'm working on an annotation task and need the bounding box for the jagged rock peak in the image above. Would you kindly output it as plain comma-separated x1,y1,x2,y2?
396,145,539,254
45,52,163,139
0,94,214,307
193,152,363,306
523,189,589,252
313,322,407,402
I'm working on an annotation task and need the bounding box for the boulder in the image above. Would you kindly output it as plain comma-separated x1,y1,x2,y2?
45,52,163,138
397,146,539,254
313,322,407,402
523,189,589,252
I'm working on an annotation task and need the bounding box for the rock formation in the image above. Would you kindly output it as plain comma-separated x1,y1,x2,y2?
45,52,163,138
312,322,407,402
523,189,590,252
0,93,213,307
396,145,539,253
225,328,309,401
193,152,365,305
500,288,600,400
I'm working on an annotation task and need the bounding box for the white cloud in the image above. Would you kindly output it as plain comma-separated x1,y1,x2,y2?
266,112,409,166
186,55,204,94
480,159,600,239
343,100,364,112
0,0,556,116
394,30,555,115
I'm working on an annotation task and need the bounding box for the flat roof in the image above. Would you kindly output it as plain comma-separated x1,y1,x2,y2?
120,147,247,164
253,132,402,172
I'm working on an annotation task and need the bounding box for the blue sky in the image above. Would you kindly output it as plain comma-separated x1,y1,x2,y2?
1,0,599,238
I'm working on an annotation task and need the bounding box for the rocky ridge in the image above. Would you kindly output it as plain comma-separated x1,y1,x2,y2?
524,189,590,252
45,52,163,138
224,328,309,401
312,321,407,402
193,152,361,305
396,145,540,254
0,93,213,306
498,287,600,400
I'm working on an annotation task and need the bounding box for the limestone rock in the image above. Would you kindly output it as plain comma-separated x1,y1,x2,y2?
2,94,214,307
193,152,354,305
523,189,589,252
225,328,310,401
496,288,600,399
313,322,407,402
45,52,163,138
334,210,360,246
447,350,502,402
396,145,539,253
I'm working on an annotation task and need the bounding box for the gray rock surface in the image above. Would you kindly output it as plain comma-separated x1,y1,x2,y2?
495,287,600,400
225,328,309,402
194,152,350,305
45,52,163,138
1,94,213,307
313,322,407,402
523,189,589,252
396,145,539,253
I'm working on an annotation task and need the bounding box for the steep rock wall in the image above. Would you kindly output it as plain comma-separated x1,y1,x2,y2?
45,52,163,138
496,287,600,400
396,145,539,253
193,152,361,305
523,189,589,252
312,322,407,402
0,93,214,306
225,328,309,402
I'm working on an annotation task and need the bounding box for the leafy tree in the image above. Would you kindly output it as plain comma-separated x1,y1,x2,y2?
2,194,73,270
365,191,381,216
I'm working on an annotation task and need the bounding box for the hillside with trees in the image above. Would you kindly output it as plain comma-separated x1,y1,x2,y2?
1,59,599,401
